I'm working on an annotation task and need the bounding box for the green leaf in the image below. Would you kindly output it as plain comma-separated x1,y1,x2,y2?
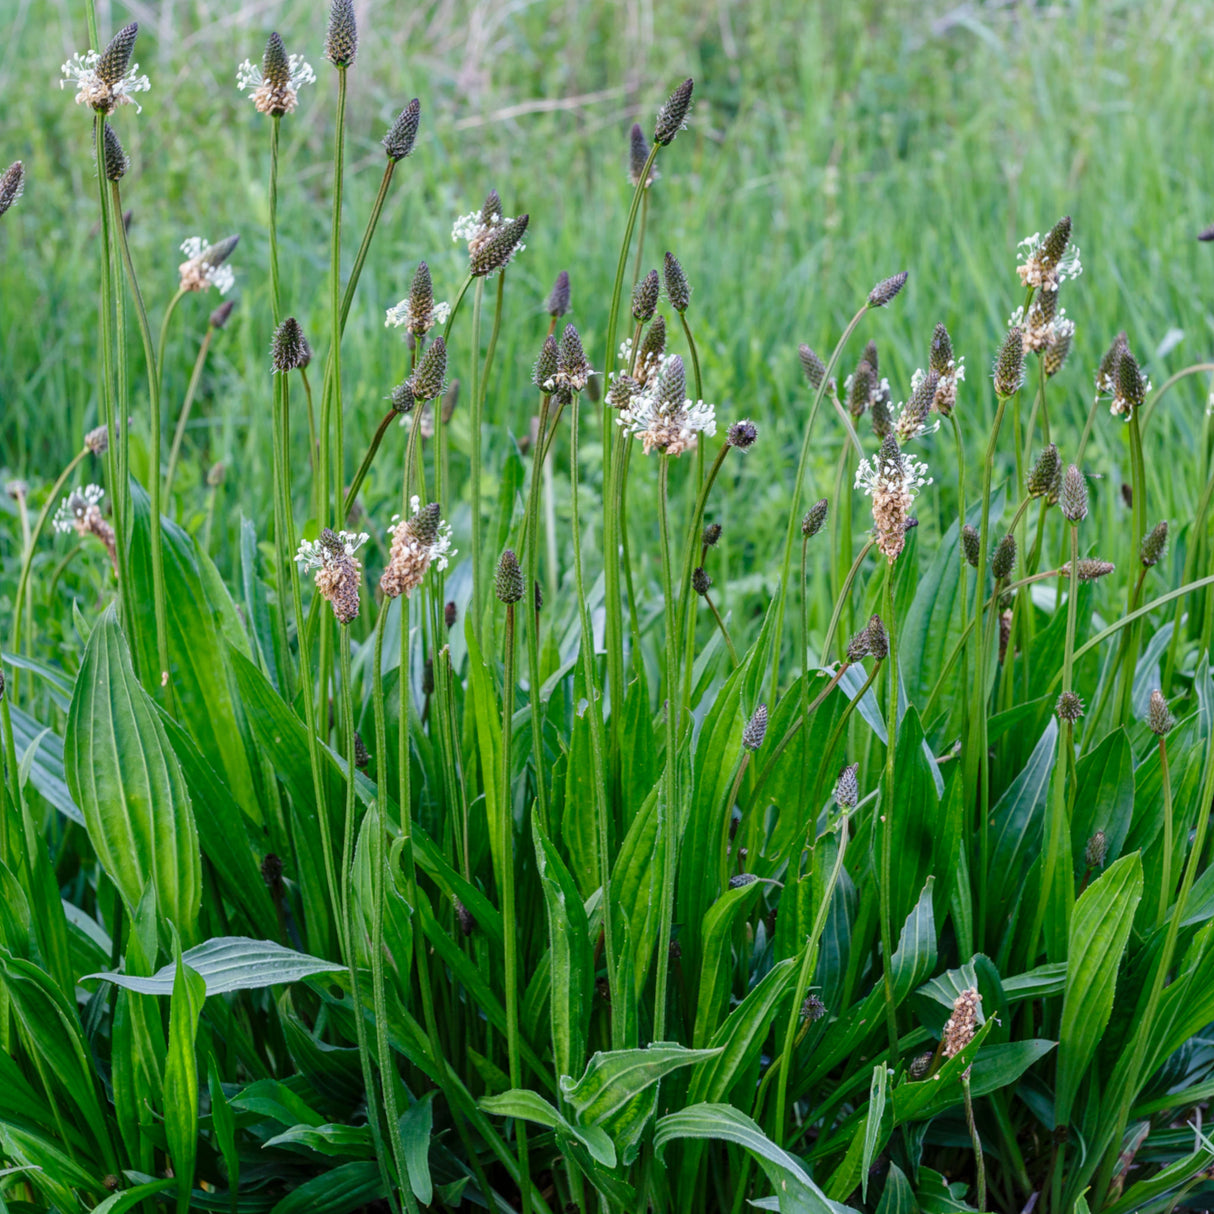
65,605,202,939
863,1065,891,1202
84,936,345,996
876,1162,916,1214
263,1122,374,1158
398,1092,436,1204
693,882,765,1047
480,1088,616,1167
207,1055,239,1195
1071,728,1134,878
7,703,81,825
532,814,592,1080
86,1178,176,1213
655,1102,853,1213
164,942,206,1214
270,1160,383,1214
1056,852,1143,1122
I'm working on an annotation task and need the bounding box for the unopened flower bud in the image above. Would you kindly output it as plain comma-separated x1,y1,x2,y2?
742,704,768,751
411,336,448,401
1056,690,1085,723
0,161,25,216
991,533,1017,580
801,994,827,1022
692,566,712,596
1141,520,1169,568
929,323,954,374
1085,830,1107,869
210,299,236,329
703,522,722,547
865,614,889,660
271,317,311,373
390,380,415,414
1028,444,1061,498
834,762,859,808
353,732,369,769
1148,689,1175,737
445,601,457,630
961,524,980,568
993,326,1026,396
727,419,758,450
325,0,358,67
654,77,694,146
632,269,660,322
729,873,759,889
867,271,908,308
802,498,828,538
383,98,421,160
799,343,826,391
1060,464,1087,523
101,122,128,181
470,214,529,277
848,360,875,419
845,628,870,663
629,123,656,186
494,550,524,604
663,251,690,312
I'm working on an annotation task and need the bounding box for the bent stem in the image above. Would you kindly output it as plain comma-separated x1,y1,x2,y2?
155,285,187,396
821,540,875,664
344,409,398,518
111,180,171,706
164,325,216,499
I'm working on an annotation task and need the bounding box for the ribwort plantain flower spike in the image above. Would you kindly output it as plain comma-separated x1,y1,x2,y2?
802,498,829,538
942,989,982,1057
381,498,454,599
692,567,712,596
633,269,660,322
993,326,1026,397
630,123,658,186
1056,690,1085,723
296,528,366,624
802,994,827,1022
654,77,694,146
847,360,875,419
865,614,889,660
742,705,768,751
617,352,716,456
1085,830,1108,869
855,435,932,563
546,270,571,317
895,369,940,442
61,23,151,114
961,524,980,568
237,33,315,116
210,300,236,329
101,123,128,181
727,419,758,451
1141,520,1169,567
533,335,558,392
552,323,594,393
385,262,450,337
383,98,421,160
664,252,691,312
1028,444,1060,498
494,549,525,604
1016,216,1081,289
991,533,1017,580
271,317,311,373
703,522,722,547
1095,332,1128,396
178,235,238,295
353,733,370,769
1060,464,1088,523
85,425,110,455
53,484,117,571
1110,344,1148,420
635,315,668,385
445,601,457,630
324,0,358,68
834,763,859,809
389,381,415,415
845,627,871,663
924,323,965,416
470,213,529,277
410,335,448,401
799,343,826,391
1148,689,1175,737
1062,559,1116,582
867,271,908,308
870,385,893,439
0,162,25,216
1044,325,1074,378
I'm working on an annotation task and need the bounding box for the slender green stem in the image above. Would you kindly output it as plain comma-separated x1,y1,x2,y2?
702,593,738,665
878,565,900,1057
269,116,282,324
1164,450,1214,688
111,180,171,705
1116,414,1148,722
679,311,703,404
329,69,348,529
820,541,875,664
654,454,680,1039
773,808,851,1144
631,189,650,289
772,305,870,702
10,449,88,659
164,326,215,499
155,286,188,396
339,162,396,332
1075,393,1100,470
468,277,485,636
809,662,881,818
1157,736,1173,930
499,601,531,1213
963,1073,986,1213
343,410,398,518
718,754,751,892
1139,361,1214,433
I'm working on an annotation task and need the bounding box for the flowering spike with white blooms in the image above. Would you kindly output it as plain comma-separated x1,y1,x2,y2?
53,484,117,571
1015,225,1082,290
295,529,367,625
911,358,965,419
855,437,932,563
60,48,151,114
178,236,237,295
236,35,315,116
617,353,716,456
894,369,941,443
380,497,455,599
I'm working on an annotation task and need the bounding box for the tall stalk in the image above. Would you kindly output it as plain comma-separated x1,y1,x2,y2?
327,68,348,528
269,116,282,323
878,565,900,1056
164,325,216,499
111,180,171,704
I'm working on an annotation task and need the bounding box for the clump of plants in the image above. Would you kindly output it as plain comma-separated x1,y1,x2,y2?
3,4,1214,1213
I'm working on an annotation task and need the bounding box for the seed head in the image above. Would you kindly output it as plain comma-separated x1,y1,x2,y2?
1060,464,1088,523
692,566,712,596
546,269,571,318
533,335,558,391
942,988,981,1058
97,22,139,86
801,994,827,1022
865,614,889,660
909,1053,932,1079
210,299,236,329
845,626,871,663
495,549,525,604
848,360,875,419
799,343,826,391
663,252,691,312
1063,559,1115,582
930,323,954,374
629,123,657,186
101,122,128,181
654,77,694,145
742,704,768,751
1028,444,1061,498
353,732,370,769
383,98,421,160
0,162,25,216
390,381,415,414
633,269,660,322
84,424,109,455
445,601,457,630
325,0,358,67
867,271,908,308
556,323,593,392
1056,690,1085,724
960,524,980,568
411,336,447,401
802,498,829,538
729,873,759,889
470,213,529,277
271,317,311,373
991,532,1017,581
1147,689,1174,737
993,326,1026,396
703,522,722,547
1085,830,1108,869
1141,520,1169,568
727,419,758,450
834,762,860,808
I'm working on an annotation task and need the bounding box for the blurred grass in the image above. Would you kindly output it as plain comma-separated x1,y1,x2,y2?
2,0,1213,629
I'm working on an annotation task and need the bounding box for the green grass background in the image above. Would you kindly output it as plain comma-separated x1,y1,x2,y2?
2,0,1213,625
